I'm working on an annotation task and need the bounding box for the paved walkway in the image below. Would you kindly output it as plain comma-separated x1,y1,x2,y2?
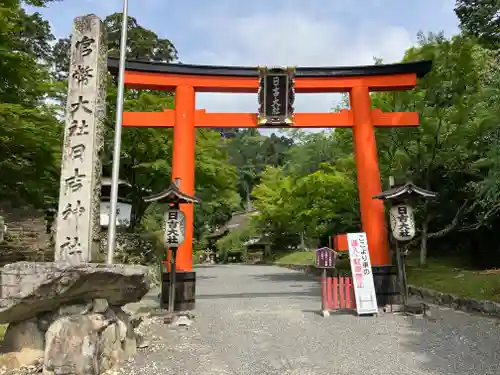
123,264,500,375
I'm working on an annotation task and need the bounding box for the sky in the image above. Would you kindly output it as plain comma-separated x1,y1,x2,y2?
27,0,460,132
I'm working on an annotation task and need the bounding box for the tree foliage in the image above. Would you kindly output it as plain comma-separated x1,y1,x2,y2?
3,2,500,272
0,0,61,208
454,0,500,49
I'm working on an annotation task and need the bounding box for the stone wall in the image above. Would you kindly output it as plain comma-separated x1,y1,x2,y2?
408,285,500,317
98,231,161,265
0,202,53,266
0,200,162,268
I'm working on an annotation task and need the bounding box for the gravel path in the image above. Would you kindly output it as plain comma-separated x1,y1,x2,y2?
122,264,500,375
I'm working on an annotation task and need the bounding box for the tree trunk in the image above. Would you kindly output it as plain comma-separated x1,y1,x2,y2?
419,217,429,267
245,189,252,212
129,190,148,231
299,231,306,251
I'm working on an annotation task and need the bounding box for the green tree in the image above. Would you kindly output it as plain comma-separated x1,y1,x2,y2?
370,34,499,266
227,129,292,210
454,0,500,48
50,12,241,235
52,12,178,81
0,0,61,208
252,161,358,250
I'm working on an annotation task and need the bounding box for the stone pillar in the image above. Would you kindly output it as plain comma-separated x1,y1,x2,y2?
55,14,107,263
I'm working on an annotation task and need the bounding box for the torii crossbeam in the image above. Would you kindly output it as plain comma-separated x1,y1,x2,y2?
108,57,431,302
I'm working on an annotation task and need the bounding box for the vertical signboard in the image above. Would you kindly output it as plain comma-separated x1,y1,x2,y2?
347,232,378,315
315,247,337,268
257,66,295,126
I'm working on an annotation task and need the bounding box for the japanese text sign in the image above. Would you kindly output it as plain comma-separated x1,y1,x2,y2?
164,209,186,247
347,232,378,315
315,247,337,268
389,204,416,241
257,67,295,126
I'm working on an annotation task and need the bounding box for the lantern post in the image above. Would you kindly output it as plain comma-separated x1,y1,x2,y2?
373,181,437,311
144,178,200,312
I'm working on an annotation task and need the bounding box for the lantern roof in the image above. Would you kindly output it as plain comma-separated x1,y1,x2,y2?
143,181,200,204
373,182,437,201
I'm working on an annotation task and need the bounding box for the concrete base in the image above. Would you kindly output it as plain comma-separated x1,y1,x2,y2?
161,271,196,311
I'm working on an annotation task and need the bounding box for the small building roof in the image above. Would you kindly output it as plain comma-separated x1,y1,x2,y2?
373,182,437,200
207,210,260,239
143,182,200,204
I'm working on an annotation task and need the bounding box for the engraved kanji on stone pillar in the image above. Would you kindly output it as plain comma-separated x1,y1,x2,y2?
55,14,107,263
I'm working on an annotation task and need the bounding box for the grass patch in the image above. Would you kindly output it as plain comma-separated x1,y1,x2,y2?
273,251,500,301
0,324,7,343
274,251,315,265
274,250,351,269
406,257,500,302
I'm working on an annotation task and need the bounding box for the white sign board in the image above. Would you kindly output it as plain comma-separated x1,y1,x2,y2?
389,204,415,241
164,210,186,247
347,232,378,315
100,202,132,228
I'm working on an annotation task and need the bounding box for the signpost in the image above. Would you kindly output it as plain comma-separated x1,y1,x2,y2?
374,182,437,311
144,178,199,312
257,66,295,126
315,247,337,316
347,232,379,316
164,207,186,313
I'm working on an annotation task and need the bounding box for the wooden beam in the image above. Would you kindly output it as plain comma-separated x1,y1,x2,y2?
124,71,417,93
122,109,420,128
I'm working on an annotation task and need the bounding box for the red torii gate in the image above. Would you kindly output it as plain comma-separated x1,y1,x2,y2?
108,58,431,305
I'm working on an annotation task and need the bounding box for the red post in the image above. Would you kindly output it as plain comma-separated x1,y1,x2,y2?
171,85,196,271
339,277,345,309
345,277,352,309
327,276,333,310
350,86,390,266
333,277,339,310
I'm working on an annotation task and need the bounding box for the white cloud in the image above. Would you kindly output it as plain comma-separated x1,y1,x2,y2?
186,12,414,119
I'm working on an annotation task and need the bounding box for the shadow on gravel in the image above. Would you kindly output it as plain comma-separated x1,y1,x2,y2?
399,310,500,374
250,272,320,283
197,291,318,300
301,309,328,317
196,276,217,280
239,271,323,299
250,266,500,374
